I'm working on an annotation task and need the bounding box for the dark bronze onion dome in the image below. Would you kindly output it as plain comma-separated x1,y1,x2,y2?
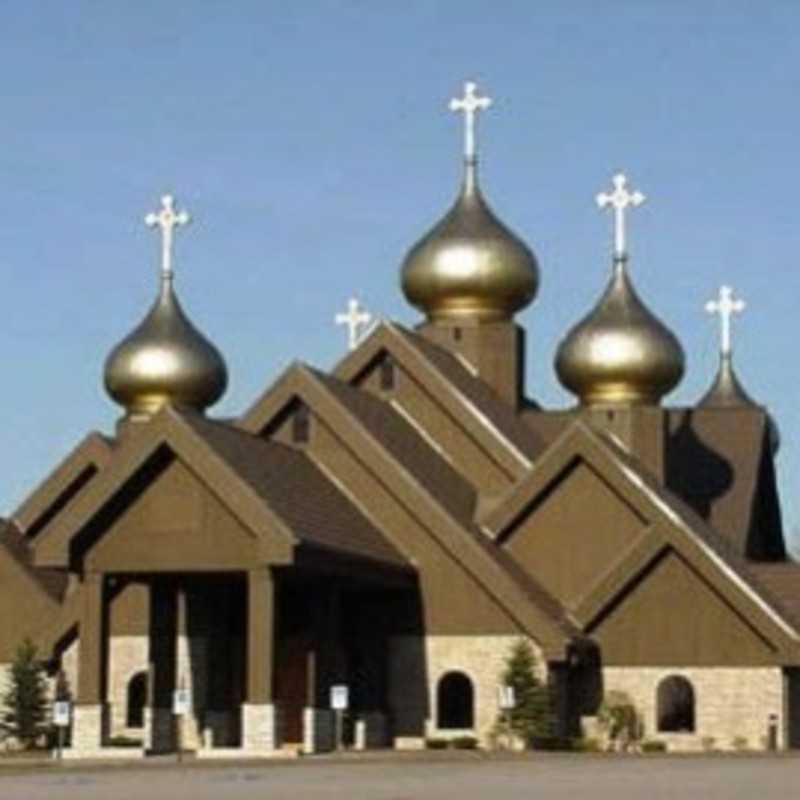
698,353,757,408
104,195,228,419
555,173,685,405
400,81,539,322
699,286,779,453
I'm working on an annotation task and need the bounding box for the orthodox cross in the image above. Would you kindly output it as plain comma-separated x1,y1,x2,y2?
145,194,191,280
449,81,492,162
596,173,645,260
705,285,745,357
335,297,373,351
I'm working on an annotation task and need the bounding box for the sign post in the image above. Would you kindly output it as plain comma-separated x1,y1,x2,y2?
172,687,191,763
330,685,349,752
53,701,71,761
498,685,516,750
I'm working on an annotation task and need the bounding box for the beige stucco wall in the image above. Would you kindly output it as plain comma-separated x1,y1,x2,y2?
600,667,785,751
389,635,542,747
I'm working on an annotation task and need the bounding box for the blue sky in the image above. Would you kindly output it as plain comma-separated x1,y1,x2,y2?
1,2,799,546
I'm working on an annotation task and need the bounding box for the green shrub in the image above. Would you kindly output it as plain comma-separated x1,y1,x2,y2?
452,735,478,750
731,736,749,751
701,736,716,752
641,740,668,753
425,737,449,750
572,737,602,753
597,691,642,749
108,735,144,748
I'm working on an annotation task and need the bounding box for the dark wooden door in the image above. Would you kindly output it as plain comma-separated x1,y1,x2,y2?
275,634,310,743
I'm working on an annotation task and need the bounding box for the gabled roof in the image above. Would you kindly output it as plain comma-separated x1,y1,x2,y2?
238,362,576,656
180,414,406,566
482,419,800,658
0,520,67,603
32,408,405,571
13,432,113,539
331,322,545,479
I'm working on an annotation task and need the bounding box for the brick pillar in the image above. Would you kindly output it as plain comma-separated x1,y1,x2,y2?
242,567,279,752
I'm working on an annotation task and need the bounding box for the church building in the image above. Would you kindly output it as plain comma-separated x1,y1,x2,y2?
1,82,799,757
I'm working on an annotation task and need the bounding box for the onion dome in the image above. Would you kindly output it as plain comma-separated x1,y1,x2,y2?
699,286,780,453
555,173,685,405
699,354,756,409
104,195,228,418
400,81,539,322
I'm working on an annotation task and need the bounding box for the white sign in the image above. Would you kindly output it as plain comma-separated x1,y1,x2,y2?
53,701,71,727
330,684,349,711
172,688,191,716
498,685,516,710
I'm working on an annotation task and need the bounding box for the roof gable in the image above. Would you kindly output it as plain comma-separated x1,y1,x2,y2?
238,363,574,656
330,322,544,479
13,433,113,539
33,409,297,569
590,546,782,666
499,458,649,610
483,420,800,659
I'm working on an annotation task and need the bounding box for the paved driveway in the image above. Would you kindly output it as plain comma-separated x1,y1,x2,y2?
0,752,797,799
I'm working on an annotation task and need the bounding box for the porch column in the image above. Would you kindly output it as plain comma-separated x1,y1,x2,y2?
242,567,278,752
73,571,107,753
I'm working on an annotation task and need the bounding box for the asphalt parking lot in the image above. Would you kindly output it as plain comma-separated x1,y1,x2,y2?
0,752,798,800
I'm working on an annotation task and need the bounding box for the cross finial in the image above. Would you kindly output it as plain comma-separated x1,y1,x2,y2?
145,194,191,281
335,297,373,351
596,173,646,260
449,80,492,163
705,285,746,357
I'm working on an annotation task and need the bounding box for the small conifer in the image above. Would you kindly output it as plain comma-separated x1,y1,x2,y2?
1,638,49,749
500,639,555,743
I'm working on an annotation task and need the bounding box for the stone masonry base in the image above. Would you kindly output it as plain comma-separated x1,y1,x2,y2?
599,667,785,751
241,703,280,753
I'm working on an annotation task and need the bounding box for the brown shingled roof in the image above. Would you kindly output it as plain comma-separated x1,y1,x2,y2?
180,413,408,567
0,520,67,602
391,325,546,460
308,368,477,525
744,563,800,633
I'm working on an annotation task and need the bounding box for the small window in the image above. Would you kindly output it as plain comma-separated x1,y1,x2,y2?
126,672,148,729
453,327,462,342
292,404,310,443
380,358,395,391
437,671,474,729
657,675,695,732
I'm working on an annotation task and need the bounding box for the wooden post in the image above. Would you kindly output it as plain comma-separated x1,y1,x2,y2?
77,572,105,704
247,568,274,704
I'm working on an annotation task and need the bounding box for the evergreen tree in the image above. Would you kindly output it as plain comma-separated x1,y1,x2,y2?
500,639,555,743
1,638,49,749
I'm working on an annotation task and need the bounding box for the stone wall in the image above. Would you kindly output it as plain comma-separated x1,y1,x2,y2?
600,667,785,751
388,635,542,747
107,636,148,739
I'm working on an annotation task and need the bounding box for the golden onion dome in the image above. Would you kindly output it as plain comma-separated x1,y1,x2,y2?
401,164,539,322
104,195,227,418
555,257,685,405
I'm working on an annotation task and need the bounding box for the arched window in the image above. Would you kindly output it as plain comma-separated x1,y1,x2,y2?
437,671,474,729
126,672,148,729
657,675,695,732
